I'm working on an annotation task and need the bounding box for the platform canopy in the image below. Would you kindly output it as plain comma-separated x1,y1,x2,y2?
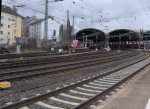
109,29,139,41
75,28,105,42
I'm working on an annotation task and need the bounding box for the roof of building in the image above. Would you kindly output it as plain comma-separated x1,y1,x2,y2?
30,19,44,25
1,5,22,17
143,31,150,36
76,28,105,42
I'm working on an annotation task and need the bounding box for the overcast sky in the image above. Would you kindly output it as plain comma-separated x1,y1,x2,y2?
2,0,150,37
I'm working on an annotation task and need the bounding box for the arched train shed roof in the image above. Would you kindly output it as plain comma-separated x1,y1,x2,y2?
109,29,137,36
76,28,105,42
109,29,139,41
143,31,150,40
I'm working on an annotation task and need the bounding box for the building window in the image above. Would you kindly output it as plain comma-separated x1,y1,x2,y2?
0,38,3,43
8,25,10,28
14,23,17,27
1,16,4,20
8,18,11,21
15,16,17,21
0,31,3,34
8,32,10,35
14,30,17,34
0,23,3,27
14,36,17,41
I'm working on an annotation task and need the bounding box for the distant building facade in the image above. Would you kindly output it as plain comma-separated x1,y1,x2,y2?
29,19,44,39
28,19,44,48
22,16,37,37
143,31,150,49
59,22,73,48
0,5,22,46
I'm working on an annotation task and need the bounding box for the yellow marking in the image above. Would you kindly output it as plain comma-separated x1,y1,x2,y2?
0,81,11,89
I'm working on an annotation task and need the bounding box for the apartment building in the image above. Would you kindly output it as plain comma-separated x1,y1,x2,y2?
0,5,22,46
22,16,37,37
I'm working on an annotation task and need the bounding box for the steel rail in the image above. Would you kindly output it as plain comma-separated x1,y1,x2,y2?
75,59,150,109
0,51,137,81
0,51,132,76
0,51,143,98
0,51,116,69
0,49,94,59
1,52,148,109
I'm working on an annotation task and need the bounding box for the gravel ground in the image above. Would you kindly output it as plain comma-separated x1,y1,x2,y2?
11,52,143,85
0,52,148,107
0,51,115,73
31,56,150,109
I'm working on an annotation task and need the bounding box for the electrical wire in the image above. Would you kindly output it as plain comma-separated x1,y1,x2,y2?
73,0,150,24
79,0,102,14
137,0,150,18
3,0,150,27
2,1,66,23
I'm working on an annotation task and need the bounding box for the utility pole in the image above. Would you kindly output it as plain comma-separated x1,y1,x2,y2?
139,29,143,49
44,0,48,48
85,35,88,48
119,36,121,50
106,33,110,51
72,16,75,39
96,33,98,50
66,10,70,50
82,33,85,48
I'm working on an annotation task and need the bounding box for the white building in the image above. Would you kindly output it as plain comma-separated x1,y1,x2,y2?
22,16,37,37
29,19,44,39
29,19,44,48
29,18,60,48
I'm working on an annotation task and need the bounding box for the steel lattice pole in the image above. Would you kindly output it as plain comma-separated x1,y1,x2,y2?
44,0,48,47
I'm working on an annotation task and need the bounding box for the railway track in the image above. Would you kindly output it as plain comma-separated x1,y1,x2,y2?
1,51,149,109
0,48,93,59
0,51,137,81
0,50,113,69
0,51,146,98
0,51,52,59
0,51,119,73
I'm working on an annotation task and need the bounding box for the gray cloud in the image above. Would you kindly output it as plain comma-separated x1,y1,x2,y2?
2,0,150,34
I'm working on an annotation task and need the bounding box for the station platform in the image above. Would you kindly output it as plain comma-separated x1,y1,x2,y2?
95,65,150,109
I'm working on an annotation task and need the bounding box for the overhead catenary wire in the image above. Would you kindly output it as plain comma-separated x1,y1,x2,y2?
2,1,66,23
74,0,150,24
137,0,150,18
71,0,108,27
71,0,150,29
3,0,150,29
106,10,150,23
79,0,103,14
101,0,150,23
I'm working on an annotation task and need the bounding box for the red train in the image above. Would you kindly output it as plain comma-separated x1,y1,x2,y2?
71,40,81,48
